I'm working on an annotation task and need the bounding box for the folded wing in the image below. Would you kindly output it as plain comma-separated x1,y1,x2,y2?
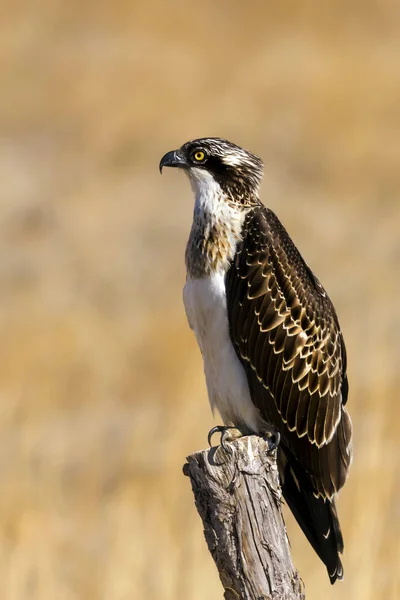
226,204,353,499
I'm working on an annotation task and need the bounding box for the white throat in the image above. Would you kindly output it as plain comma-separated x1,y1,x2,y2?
188,167,225,218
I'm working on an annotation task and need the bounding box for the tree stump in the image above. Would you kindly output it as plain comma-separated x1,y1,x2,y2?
183,435,305,600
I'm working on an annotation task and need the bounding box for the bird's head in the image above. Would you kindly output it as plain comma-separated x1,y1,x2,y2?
159,138,264,205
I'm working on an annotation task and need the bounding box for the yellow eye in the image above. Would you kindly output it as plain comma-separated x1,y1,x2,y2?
193,150,205,162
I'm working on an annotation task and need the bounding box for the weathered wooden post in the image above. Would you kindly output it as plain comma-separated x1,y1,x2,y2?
183,435,305,600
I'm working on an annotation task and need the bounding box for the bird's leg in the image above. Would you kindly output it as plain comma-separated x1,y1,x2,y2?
262,426,281,454
207,425,244,454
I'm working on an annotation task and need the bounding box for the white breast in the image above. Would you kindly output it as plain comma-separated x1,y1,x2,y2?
183,272,264,433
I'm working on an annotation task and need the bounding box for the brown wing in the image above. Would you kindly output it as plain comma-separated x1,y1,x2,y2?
226,204,353,498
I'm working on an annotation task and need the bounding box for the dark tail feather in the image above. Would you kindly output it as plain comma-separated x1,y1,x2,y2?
278,445,344,584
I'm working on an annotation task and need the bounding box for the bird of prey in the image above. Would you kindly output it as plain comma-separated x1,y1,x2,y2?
159,138,353,584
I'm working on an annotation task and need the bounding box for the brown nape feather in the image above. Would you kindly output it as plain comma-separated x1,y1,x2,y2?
226,202,353,582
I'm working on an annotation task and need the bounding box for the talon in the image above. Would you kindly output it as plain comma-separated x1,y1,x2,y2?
264,429,281,453
208,425,227,447
221,430,234,455
208,426,243,455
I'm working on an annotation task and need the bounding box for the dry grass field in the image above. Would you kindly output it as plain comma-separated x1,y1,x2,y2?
0,1,399,598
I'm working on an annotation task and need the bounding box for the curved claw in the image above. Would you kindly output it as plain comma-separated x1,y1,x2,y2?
208,425,227,447
221,430,234,455
266,430,281,453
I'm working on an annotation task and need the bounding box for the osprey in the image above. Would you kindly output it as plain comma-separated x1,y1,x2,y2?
159,137,353,584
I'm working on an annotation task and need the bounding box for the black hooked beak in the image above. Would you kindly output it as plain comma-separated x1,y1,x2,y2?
159,149,189,173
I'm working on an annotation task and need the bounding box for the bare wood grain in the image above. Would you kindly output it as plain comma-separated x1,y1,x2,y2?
183,435,305,600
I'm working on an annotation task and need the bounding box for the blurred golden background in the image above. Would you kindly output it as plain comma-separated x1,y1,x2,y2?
0,1,399,598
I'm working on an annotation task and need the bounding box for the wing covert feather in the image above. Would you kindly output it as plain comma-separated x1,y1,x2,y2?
226,204,352,498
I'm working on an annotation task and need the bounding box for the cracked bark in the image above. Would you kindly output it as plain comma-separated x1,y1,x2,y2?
183,435,305,600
